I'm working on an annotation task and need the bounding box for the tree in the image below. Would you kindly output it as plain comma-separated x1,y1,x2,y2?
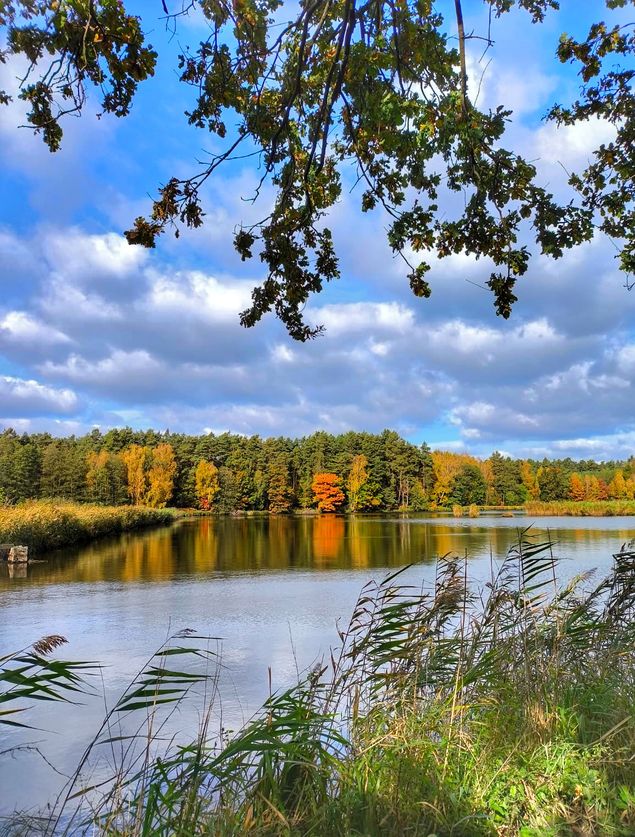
431,451,480,506
146,443,177,508
121,444,148,505
216,466,240,514
40,440,86,501
312,473,345,513
538,466,569,502
449,464,487,507
489,452,527,506
266,447,293,513
194,460,220,510
608,470,628,500
409,480,429,512
86,450,127,505
520,460,540,501
12,443,41,501
3,2,633,338
346,454,369,512
569,473,586,502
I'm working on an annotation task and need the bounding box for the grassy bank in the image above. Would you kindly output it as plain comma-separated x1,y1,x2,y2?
0,501,176,553
4,535,635,835
525,499,635,517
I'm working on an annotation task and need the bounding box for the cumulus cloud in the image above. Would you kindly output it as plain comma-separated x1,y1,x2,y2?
1,2,634,460
0,375,78,417
0,219,633,459
0,311,71,348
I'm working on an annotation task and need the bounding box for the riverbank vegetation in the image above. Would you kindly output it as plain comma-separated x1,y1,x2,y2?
1,427,634,516
0,501,175,553
526,500,635,517
4,536,635,835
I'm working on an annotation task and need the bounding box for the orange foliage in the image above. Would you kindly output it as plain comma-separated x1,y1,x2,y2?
569,473,585,502
312,515,345,562
311,472,345,512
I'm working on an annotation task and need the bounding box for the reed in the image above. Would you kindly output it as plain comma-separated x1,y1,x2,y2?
3,533,635,835
0,501,175,553
525,499,635,517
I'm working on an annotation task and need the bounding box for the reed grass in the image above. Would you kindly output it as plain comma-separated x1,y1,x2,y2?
0,501,175,553
525,499,635,517
3,534,635,835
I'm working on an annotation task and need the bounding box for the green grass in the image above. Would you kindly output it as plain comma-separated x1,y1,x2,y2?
3,534,635,835
0,500,175,553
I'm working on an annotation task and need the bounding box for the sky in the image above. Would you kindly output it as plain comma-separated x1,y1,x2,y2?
0,0,634,460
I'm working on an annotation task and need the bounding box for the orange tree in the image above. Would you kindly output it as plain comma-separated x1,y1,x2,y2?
312,473,345,513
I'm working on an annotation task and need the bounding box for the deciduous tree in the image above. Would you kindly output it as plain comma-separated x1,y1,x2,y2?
122,444,148,505
3,2,634,337
194,460,220,510
569,473,586,502
146,443,177,508
346,454,369,512
312,473,345,513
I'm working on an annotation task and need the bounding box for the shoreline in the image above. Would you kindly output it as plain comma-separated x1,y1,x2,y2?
0,501,178,555
1,499,633,558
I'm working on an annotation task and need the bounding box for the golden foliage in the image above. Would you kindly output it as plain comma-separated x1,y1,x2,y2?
121,444,148,505
430,451,481,506
146,443,177,508
195,460,220,509
346,454,368,512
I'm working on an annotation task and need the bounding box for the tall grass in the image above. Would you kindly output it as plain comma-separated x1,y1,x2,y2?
3,533,635,835
0,501,175,553
525,499,635,516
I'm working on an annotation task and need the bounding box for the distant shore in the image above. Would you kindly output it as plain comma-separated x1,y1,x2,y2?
2,499,634,558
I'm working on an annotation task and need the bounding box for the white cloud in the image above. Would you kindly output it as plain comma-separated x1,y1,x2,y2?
534,117,616,169
0,311,71,347
43,229,149,283
0,376,78,416
309,302,415,336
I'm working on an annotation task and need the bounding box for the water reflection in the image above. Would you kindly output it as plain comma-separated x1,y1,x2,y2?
2,514,635,588
1,514,635,815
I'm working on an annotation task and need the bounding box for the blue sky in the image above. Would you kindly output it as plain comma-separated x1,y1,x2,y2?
0,0,634,459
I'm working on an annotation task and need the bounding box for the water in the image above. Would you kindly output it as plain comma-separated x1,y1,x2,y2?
1,513,634,817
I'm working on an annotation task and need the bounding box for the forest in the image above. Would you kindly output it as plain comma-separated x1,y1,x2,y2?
0,427,633,512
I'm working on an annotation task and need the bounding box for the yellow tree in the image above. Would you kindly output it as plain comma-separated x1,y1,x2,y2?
195,460,220,509
121,444,148,505
431,452,480,506
608,470,628,500
346,454,368,512
519,460,540,500
146,443,177,508
583,475,600,500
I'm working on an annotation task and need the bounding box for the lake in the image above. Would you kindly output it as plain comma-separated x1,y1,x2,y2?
1,513,634,819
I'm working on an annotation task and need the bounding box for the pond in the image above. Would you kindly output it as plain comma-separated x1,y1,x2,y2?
1,513,634,818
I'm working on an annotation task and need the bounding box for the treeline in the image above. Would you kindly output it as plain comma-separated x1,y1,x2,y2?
0,427,633,512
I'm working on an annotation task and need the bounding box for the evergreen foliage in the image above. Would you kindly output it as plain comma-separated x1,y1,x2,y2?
0,427,633,513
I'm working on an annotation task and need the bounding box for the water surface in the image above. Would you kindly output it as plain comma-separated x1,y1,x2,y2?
1,513,634,816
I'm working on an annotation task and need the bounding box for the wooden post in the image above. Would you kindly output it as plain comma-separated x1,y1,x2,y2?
7,546,28,563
